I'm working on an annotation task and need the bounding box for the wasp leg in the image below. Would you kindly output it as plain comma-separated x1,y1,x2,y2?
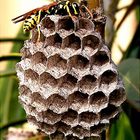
37,25,41,42
80,5,93,19
65,4,78,31
36,10,42,42
65,5,78,21
30,31,32,39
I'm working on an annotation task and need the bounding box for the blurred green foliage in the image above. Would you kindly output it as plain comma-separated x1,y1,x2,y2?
0,29,27,139
110,112,136,140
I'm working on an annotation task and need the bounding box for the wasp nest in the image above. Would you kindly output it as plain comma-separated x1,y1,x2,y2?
16,14,126,140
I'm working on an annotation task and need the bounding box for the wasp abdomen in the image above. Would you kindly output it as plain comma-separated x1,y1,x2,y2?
23,14,38,32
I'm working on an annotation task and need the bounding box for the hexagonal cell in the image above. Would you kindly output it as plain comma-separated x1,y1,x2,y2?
28,115,57,135
24,40,44,55
79,75,97,94
20,47,31,59
24,69,39,81
31,52,47,66
57,16,74,37
22,103,37,118
42,123,57,135
100,104,120,121
19,101,34,117
45,33,62,47
31,28,45,43
16,67,24,84
62,33,81,50
84,136,100,140
41,16,55,35
61,34,81,59
56,121,71,135
91,51,109,66
27,115,41,129
17,58,32,72
82,34,100,58
66,135,79,140
19,85,31,96
39,72,58,86
58,74,78,98
79,112,99,128
47,54,67,79
90,123,106,135
16,62,24,72
100,70,117,85
79,18,94,30
68,91,88,113
21,103,44,122
49,94,68,114
19,85,32,104
82,35,100,49
39,72,58,98
89,91,108,113
72,125,90,139
31,92,49,112
68,55,90,78
50,131,65,140
42,109,61,125
62,109,78,127
109,88,126,106
76,18,94,36
68,55,89,69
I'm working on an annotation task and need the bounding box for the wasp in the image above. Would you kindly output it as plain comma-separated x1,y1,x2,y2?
12,0,92,41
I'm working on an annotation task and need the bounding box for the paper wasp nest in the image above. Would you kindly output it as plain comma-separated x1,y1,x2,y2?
16,13,126,140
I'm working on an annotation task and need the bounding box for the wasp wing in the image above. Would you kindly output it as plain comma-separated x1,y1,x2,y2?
12,2,57,23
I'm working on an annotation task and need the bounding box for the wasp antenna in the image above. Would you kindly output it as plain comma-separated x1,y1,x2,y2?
12,16,27,23
11,9,37,23
12,13,26,21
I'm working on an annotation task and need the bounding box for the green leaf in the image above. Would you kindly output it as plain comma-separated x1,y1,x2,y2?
128,46,140,58
118,58,140,111
0,28,26,128
0,38,26,42
0,69,16,77
110,112,136,140
136,6,140,22
0,53,21,61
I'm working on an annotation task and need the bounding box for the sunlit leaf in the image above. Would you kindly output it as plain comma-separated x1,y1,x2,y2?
118,58,140,111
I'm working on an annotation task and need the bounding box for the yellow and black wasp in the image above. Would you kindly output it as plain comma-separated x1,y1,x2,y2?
12,0,92,40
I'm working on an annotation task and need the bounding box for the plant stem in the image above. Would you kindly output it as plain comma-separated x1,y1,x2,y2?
0,38,25,42
0,53,21,61
0,71,16,77
0,119,27,131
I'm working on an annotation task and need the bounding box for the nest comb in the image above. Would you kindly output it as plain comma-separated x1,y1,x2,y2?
16,12,126,140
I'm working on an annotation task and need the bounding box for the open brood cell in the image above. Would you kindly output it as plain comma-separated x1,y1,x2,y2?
61,34,81,59
82,34,101,59
68,55,90,78
46,54,67,79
